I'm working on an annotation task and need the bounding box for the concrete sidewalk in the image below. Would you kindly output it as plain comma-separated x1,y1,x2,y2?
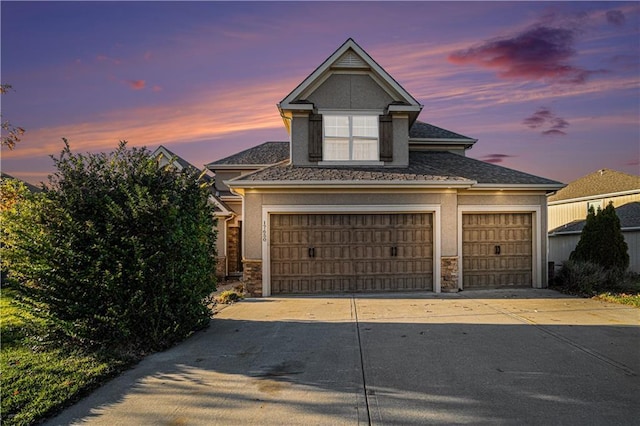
46,289,640,425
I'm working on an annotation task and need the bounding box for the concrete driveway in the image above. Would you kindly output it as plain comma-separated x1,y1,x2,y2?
47,289,639,425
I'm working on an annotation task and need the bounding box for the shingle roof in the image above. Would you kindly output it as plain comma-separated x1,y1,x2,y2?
409,121,475,140
548,169,640,202
230,151,561,187
549,202,640,234
206,141,289,167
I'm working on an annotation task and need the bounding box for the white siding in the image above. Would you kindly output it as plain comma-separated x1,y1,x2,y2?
548,193,640,231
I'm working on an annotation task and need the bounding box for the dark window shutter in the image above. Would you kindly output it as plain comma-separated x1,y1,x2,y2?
308,113,323,162
379,114,393,162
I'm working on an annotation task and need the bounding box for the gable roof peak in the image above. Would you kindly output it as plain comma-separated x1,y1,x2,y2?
278,38,421,114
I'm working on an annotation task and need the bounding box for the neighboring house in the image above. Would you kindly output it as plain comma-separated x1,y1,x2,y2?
151,145,235,278
205,142,289,278
548,169,640,272
206,38,563,296
1,172,43,193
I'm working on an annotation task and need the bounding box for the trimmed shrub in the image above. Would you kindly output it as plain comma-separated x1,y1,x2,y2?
556,260,608,294
1,141,217,351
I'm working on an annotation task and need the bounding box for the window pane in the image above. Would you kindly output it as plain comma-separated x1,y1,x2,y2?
352,138,378,161
324,115,349,137
324,138,349,160
352,116,378,138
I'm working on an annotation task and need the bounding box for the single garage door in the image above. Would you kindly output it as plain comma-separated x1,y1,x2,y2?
270,213,433,294
462,213,532,289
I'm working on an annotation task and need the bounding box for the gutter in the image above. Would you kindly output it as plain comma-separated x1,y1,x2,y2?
466,183,565,191
224,179,476,190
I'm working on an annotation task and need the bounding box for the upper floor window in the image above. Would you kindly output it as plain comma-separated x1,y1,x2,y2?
323,115,379,161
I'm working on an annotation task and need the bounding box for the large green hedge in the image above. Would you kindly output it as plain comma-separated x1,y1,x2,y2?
1,141,217,351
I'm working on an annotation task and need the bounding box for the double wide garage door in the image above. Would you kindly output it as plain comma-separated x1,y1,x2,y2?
270,213,433,294
462,213,533,289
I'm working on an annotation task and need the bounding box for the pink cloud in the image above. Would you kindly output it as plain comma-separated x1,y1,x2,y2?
152,85,162,92
127,80,146,90
480,154,516,164
2,77,296,160
448,25,603,84
523,107,570,136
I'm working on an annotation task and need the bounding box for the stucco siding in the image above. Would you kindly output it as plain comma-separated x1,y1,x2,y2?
291,113,311,166
243,190,451,258
242,190,545,263
392,115,409,167
307,74,393,110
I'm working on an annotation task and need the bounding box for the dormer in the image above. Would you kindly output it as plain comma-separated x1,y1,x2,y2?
278,39,422,168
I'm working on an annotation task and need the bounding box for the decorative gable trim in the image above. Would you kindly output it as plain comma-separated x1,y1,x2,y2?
278,38,422,113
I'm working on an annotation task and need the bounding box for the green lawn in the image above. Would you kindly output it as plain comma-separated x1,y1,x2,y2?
1,289,130,425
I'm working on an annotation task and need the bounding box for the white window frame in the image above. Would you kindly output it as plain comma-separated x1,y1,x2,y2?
320,112,382,165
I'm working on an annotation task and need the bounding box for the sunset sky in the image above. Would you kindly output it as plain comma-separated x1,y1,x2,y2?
1,1,638,185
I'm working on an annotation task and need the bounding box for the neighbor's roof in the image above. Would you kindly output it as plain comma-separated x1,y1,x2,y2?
549,202,640,234
206,141,289,168
1,172,42,193
409,121,476,141
227,151,562,189
548,169,640,203
154,145,199,172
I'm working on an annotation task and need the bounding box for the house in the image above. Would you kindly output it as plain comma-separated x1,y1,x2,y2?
548,169,640,272
207,38,564,296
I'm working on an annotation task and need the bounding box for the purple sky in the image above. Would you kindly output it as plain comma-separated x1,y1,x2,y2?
2,1,639,185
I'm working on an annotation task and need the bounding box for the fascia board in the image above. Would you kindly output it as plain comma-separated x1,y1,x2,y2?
468,183,565,191
388,104,423,112
409,138,477,144
206,164,276,171
224,180,475,190
278,103,314,111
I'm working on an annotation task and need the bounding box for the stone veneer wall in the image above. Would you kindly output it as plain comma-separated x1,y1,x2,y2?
242,259,262,297
227,227,242,274
215,256,227,280
441,256,459,292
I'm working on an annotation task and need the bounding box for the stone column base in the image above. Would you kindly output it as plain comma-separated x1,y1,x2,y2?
242,259,263,297
215,256,227,281
441,256,459,292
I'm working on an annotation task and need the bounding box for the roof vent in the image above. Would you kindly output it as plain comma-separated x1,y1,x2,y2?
333,50,368,69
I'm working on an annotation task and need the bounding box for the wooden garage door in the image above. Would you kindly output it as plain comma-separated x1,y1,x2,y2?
462,213,532,289
270,213,433,294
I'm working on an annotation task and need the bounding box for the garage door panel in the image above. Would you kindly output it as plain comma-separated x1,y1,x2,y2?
271,213,433,294
462,213,533,289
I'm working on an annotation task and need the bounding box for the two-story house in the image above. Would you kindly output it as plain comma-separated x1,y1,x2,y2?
207,39,563,296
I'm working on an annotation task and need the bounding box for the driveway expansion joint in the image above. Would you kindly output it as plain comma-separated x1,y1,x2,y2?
351,296,373,426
